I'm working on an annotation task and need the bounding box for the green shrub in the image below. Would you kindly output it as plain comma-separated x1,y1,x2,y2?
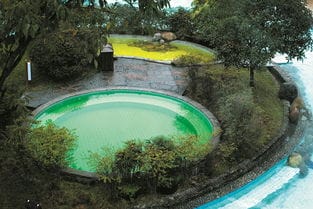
0,83,30,135
139,138,178,185
128,41,178,52
89,147,117,183
114,140,143,179
166,8,193,39
185,65,283,162
218,90,264,159
106,4,166,35
93,135,212,195
25,121,76,169
172,54,212,66
117,184,141,200
175,135,212,166
30,28,102,81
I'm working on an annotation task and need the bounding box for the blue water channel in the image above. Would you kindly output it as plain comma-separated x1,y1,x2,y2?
197,48,313,209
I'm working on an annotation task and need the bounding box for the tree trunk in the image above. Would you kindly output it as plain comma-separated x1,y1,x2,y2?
0,38,31,97
249,67,255,87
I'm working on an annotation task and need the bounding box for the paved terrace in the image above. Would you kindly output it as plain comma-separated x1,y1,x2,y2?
25,58,189,108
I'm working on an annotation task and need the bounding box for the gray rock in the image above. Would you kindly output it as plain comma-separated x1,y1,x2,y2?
278,82,298,103
153,32,162,42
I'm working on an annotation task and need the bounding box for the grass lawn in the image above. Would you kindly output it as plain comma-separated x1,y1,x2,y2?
213,66,283,143
186,64,284,159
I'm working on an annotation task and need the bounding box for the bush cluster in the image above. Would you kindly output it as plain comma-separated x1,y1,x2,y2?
172,54,212,66
25,121,76,169
91,135,212,198
217,89,264,159
185,65,283,174
104,4,194,37
105,4,167,35
30,28,103,81
166,8,194,40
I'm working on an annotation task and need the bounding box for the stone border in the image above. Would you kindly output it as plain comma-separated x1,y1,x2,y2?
32,86,221,181
108,34,216,66
130,65,301,209
268,64,295,83
268,64,299,102
115,56,172,65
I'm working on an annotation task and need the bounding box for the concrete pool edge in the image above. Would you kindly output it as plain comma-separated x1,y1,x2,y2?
32,86,221,181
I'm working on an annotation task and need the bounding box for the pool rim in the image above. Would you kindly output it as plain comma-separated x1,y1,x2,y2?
32,87,221,179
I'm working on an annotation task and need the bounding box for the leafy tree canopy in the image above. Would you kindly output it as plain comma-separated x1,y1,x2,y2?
121,0,170,16
0,0,67,94
63,0,108,8
194,0,313,86
0,0,106,135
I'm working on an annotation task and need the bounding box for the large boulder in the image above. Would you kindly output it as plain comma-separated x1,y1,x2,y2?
287,152,303,168
289,106,300,124
289,97,303,124
290,97,303,110
161,32,177,42
153,32,162,42
278,82,298,103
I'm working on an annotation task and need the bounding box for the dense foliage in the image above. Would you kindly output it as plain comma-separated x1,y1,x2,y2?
0,0,312,207
104,4,168,35
0,0,67,94
26,121,77,169
30,28,104,81
0,0,106,134
186,65,284,174
193,0,313,86
91,135,212,197
0,84,30,138
166,8,194,39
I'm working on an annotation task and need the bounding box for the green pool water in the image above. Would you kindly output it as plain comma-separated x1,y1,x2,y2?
35,89,213,172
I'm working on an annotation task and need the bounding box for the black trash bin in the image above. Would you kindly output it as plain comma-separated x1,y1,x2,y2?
98,44,114,71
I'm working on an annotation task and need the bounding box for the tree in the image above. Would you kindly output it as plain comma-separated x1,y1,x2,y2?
0,0,67,135
0,0,67,96
122,0,170,15
30,28,105,81
194,0,313,86
167,8,193,39
0,1,106,134
63,0,108,8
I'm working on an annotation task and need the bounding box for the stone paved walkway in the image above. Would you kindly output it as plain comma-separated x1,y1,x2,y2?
26,58,189,108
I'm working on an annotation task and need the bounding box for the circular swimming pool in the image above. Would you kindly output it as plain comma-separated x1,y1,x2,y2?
34,88,215,172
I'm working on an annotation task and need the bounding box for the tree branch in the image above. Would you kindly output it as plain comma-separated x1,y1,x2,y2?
0,37,32,95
